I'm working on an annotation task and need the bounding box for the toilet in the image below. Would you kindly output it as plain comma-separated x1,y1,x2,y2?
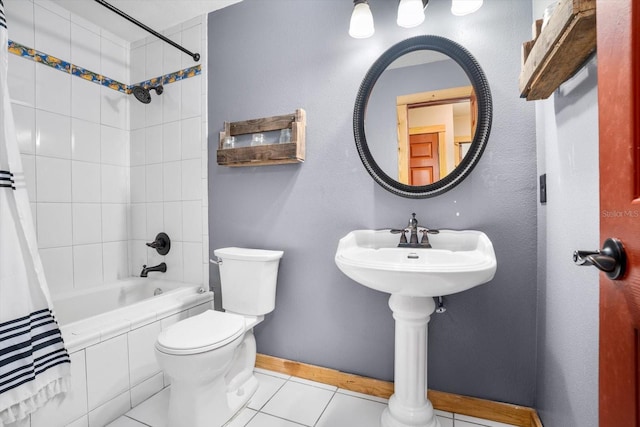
155,247,284,427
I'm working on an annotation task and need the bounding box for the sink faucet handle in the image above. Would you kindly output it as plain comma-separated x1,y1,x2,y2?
419,229,439,248
391,229,408,244
420,228,440,235
419,230,430,247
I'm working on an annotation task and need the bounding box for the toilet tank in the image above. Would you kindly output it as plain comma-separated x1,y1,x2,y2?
214,247,284,316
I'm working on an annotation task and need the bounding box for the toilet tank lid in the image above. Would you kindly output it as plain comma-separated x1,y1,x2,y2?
214,247,284,261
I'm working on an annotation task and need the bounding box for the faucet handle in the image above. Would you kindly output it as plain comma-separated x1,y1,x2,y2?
420,229,439,247
146,232,171,255
420,228,440,235
391,229,408,244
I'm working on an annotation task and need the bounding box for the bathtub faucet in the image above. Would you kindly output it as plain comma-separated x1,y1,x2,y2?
140,262,167,277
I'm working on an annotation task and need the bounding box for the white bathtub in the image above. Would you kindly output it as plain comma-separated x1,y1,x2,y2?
26,278,215,427
55,278,212,351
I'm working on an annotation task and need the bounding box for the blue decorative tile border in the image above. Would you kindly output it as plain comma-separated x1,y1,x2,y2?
7,40,201,95
71,64,101,84
136,65,201,90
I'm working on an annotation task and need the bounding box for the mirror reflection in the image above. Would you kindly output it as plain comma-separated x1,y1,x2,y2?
366,51,476,185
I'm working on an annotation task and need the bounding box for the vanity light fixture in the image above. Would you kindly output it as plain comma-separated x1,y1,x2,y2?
350,0,481,39
349,0,375,39
451,0,483,16
397,0,428,28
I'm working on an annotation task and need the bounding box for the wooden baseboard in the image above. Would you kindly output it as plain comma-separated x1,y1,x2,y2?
256,354,542,427
255,353,394,398
530,411,544,427
427,389,540,427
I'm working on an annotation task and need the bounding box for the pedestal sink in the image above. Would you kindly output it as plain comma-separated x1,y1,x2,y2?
335,229,497,427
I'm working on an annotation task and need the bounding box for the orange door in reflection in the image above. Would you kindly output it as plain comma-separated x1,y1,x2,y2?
409,131,439,185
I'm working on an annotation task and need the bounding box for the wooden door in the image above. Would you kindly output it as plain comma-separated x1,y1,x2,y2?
597,0,640,425
409,132,439,185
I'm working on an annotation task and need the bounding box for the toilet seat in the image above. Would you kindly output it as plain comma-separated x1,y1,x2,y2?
156,310,246,355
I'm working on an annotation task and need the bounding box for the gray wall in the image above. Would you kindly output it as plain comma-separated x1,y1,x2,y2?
535,57,599,426
208,0,537,406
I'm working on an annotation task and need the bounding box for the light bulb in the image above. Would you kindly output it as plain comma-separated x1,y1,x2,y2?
451,0,483,16
349,1,375,39
397,0,426,28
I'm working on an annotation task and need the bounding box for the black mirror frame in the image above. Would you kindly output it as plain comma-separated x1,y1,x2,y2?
353,35,493,198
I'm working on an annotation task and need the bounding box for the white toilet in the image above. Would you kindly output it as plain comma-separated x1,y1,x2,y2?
155,247,284,427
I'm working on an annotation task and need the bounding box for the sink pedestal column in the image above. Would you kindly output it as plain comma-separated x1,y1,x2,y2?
381,295,440,427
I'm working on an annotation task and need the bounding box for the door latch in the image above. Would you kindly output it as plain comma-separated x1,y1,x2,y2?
573,238,626,280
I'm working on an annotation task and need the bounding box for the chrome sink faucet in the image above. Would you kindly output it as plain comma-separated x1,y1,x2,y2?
391,213,439,248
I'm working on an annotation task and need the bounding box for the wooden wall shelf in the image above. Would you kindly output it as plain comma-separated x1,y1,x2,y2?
217,109,306,167
519,0,596,101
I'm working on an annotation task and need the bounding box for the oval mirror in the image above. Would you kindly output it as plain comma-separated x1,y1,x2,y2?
354,35,492,198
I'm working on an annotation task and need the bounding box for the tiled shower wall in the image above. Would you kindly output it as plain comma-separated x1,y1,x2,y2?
5,0,209,296
128,17,209,287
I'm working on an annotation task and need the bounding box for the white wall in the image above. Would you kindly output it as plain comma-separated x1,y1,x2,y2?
5,0,209,296
453,107,471,137
530,0,600,425
535,55,600,427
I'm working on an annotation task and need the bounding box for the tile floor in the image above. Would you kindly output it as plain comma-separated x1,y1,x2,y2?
106,368,518,427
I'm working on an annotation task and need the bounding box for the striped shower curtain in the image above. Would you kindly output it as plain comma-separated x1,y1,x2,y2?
0,1,71,424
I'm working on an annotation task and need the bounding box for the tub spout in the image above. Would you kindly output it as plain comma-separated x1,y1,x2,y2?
140,262,167,277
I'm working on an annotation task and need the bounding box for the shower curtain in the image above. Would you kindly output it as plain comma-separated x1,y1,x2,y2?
0,2,71,424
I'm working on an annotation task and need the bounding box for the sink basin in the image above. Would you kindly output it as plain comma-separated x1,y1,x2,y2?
335,229,497,297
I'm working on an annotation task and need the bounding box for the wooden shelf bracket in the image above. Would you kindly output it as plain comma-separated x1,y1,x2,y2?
519,0,596,101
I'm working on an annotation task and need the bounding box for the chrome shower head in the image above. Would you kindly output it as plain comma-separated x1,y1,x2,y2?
131,85,163,104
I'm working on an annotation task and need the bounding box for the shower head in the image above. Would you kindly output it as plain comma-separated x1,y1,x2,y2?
131,85,163,104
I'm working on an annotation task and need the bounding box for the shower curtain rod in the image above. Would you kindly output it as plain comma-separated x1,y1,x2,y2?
93,0,200,62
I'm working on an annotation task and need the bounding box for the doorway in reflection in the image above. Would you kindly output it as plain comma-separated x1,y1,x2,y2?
397,86,477,185
366,51,476,186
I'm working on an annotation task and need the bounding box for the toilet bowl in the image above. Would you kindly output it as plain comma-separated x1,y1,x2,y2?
155,247,283,427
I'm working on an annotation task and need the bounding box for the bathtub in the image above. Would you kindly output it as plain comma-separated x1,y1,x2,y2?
26,278,215,427
55,278,213,351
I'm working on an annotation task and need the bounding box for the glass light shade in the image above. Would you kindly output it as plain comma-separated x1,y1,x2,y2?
397,0,426,28
349,2,375,39
451,0,483,16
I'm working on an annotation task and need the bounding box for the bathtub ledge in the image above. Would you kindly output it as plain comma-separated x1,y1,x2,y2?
61,289,213,353
62,326,101,353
